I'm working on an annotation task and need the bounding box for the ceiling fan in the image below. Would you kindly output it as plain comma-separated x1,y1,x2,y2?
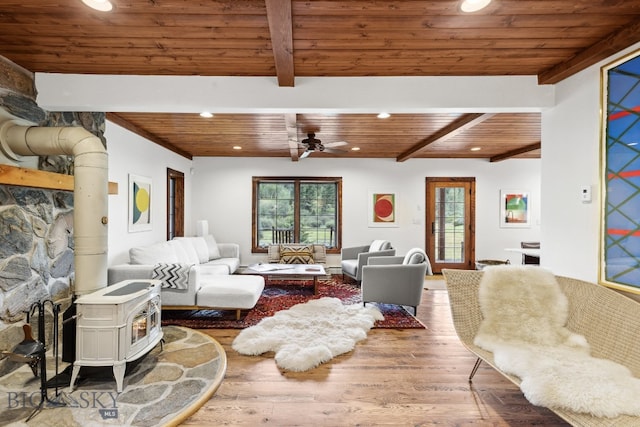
299,132,348,159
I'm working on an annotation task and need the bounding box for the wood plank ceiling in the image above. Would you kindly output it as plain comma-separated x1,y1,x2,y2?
1,0,640,161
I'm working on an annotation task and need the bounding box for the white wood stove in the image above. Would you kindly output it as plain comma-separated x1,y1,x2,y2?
69,279,163,392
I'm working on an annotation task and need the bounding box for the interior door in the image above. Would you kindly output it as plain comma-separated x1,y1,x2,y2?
167,168,184,240
425,178,476,273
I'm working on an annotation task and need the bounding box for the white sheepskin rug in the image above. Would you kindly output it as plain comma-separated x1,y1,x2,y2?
476,266,640,418
231,297,383,372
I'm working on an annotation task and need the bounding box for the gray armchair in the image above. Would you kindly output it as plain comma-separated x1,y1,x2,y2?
341,240,395,282
361,248,432,315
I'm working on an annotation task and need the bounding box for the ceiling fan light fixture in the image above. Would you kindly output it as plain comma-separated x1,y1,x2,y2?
460,0,491,13
377,112,390,119
81,0,113,12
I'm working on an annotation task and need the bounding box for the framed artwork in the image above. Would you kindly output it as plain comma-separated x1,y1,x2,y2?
499,190,530,228
600,48,640,293
128,174,152,232
368,191,399,227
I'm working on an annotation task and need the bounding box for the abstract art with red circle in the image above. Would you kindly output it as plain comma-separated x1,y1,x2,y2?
370,192,397,227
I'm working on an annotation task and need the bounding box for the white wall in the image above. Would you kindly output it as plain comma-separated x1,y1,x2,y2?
541,41,640,282
104,122,540,270
190,157,541,267
106,121,193,266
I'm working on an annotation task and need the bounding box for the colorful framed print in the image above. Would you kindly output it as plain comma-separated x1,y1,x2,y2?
500,190,530,228
128,174,152,232
600,48,640,293
368,191,399,227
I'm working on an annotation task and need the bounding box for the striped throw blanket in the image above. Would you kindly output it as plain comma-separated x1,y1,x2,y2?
152,263,192,290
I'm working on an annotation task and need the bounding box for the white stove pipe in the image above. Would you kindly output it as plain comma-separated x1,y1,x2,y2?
0,123,108,295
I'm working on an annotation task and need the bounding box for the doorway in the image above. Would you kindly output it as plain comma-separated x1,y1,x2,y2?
425,177,476,273
167,168,184,240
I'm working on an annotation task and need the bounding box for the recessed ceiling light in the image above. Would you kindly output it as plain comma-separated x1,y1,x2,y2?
377,112,390,119
200,112,213,118
470,147,481,151
351,147,361,151
233,146,242,150
460,0,491,13
81,0,113,12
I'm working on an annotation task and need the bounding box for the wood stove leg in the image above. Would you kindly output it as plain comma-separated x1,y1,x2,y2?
113,362,126,393
69,364,81,392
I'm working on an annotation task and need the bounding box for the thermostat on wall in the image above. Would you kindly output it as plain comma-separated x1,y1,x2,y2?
581,185,592,203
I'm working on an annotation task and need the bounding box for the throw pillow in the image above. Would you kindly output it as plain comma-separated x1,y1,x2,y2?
279,244,315,264
204,234,221,260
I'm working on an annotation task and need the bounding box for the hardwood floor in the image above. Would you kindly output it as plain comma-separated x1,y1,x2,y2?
184,281,569,426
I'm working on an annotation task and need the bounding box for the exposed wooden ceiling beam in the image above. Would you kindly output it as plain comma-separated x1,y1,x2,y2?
0,55,36,101
285,113,300,161
265,0,295,87
396,113,495,162
538,18,640,85
106,113,193,160
490,142,541,162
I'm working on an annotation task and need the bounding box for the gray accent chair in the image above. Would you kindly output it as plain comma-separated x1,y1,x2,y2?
361,248,432,315
341,240,395,282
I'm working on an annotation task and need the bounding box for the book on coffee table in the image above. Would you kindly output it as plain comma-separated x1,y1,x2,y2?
247,263,294,272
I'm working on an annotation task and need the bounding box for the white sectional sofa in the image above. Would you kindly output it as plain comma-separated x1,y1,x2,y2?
108,235,264,318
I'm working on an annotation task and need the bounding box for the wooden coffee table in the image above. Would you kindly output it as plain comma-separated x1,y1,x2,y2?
243,264,326,294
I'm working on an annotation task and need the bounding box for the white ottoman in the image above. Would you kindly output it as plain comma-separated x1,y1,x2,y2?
196,275,265,319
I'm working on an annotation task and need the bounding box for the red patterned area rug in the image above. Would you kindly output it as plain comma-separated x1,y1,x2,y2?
161,275,426,329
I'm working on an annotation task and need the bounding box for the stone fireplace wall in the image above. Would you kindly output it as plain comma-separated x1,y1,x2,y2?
0,55,105,375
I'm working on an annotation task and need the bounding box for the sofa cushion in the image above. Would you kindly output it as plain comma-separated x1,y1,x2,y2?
175,237,209,264
341,259,358,277
166,240,188,263
204,234,221,260
403,248,427,265
130,241,178,265
197,275,265,309
192,237,210,263
279,244,314,264
171,239,199,265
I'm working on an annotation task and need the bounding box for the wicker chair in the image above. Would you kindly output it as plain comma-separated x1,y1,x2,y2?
442,268,640,427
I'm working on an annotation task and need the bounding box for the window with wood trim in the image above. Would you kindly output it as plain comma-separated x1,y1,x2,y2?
252,177,342,253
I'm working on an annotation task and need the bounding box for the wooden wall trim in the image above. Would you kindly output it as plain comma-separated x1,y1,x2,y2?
0,164,118,194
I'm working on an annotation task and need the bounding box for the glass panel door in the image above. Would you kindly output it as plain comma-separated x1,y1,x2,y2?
426,178,476,273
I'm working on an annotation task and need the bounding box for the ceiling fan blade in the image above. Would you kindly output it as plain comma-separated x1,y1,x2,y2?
323,147,348,154
324,141,348,148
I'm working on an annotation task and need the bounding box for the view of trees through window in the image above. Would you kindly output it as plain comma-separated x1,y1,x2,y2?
434,186,466,262
254,178,340,249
